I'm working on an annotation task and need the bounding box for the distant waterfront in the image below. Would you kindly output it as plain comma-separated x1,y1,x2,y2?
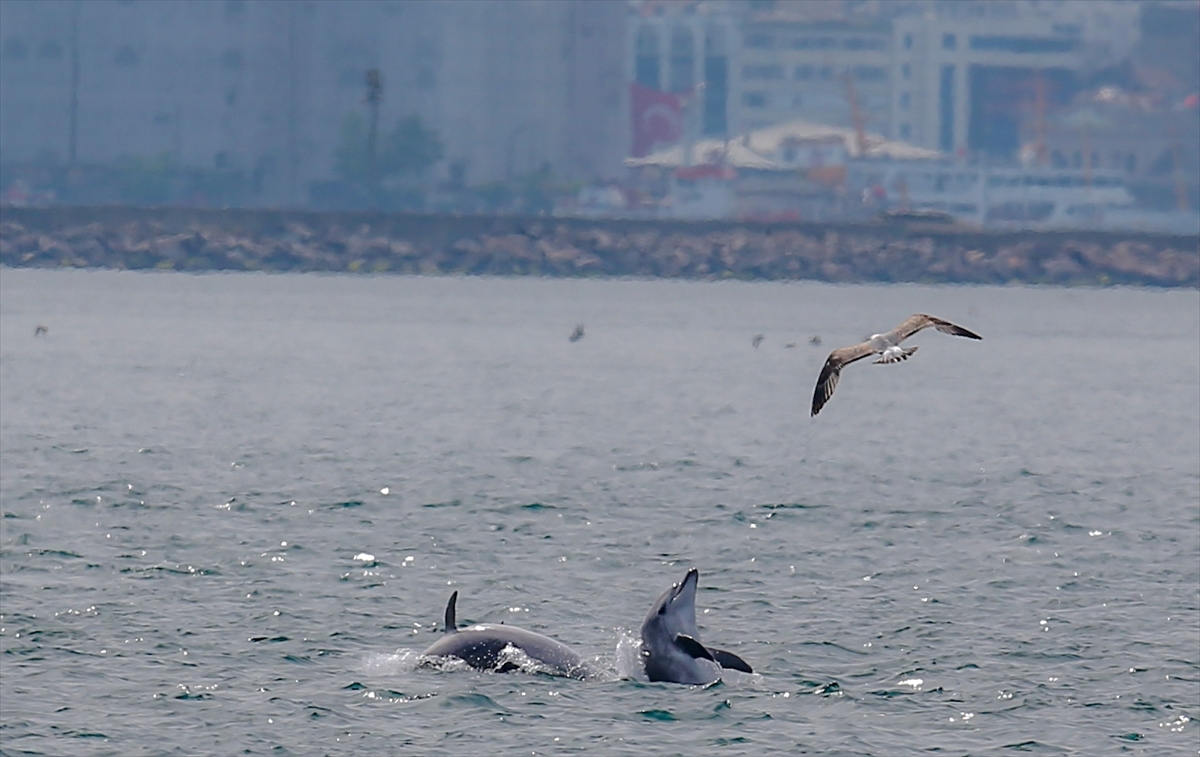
2,206,1197,287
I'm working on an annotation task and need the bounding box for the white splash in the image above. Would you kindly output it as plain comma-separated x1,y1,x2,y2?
360,648,424,676
614,629,647,682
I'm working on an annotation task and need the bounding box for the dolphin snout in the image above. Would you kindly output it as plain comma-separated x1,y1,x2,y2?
674,568,699,599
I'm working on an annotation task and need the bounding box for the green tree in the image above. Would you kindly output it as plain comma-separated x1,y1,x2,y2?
333,112,443,186
116,151,176,205
381,115,443,178
333,111,372,185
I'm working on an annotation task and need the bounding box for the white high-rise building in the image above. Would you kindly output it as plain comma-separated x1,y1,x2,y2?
627,0,1143,159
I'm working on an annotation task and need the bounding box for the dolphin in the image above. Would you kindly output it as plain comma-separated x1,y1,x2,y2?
420,591,593,679
640,568,752,685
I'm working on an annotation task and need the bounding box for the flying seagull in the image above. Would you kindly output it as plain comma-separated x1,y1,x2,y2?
810,314,981,416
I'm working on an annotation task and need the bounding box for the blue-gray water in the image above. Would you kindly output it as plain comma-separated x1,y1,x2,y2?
1,269,1197,757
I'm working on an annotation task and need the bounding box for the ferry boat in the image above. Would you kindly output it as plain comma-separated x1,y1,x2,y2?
857,162,1197,234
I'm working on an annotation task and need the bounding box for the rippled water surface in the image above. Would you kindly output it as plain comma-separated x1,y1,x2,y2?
1,269,1197,756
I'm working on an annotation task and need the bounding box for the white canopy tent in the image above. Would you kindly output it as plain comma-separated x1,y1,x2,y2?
626,118,942,170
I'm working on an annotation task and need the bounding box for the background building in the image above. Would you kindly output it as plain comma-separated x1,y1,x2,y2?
0,0,628,207
891,10,1088,157
733,15,893,138
628,0,1150,155
2,0,1194,214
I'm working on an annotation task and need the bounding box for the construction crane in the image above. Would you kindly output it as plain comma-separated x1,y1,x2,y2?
842,71,867,158
1168,121,1190,211
1033,68,1048,166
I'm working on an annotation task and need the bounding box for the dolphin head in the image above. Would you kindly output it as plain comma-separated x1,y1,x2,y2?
643,568,702,641
640,568,721,685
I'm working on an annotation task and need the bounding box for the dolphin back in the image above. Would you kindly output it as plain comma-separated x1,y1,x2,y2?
421,591,591,679
421,624,591,679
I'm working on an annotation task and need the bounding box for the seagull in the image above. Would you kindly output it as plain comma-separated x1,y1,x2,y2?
810,314,981,416
569,324,585,342
752,333,765,348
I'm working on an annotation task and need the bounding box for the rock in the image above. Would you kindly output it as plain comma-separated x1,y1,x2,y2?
0,210,1194,287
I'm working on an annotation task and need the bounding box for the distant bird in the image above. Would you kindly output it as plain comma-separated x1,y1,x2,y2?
809,335,822,346
34,325,48,337
569,324,585,342
751,334,765,348
784,342,797,349
810,314,981,417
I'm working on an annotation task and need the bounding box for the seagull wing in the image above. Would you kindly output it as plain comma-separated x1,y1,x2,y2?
922,314,982,340
888,314,937,342
811,342,875,416
890,314,982,342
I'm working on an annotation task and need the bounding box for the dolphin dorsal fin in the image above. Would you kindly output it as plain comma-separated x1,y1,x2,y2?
673,634,715,662
444,591,459,634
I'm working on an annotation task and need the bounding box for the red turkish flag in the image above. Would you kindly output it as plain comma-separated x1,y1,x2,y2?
631,83,683,157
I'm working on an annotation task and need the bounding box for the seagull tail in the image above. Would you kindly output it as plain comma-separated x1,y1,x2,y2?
874,346,917,364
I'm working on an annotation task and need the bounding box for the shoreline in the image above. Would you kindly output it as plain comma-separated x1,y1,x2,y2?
2,206,1196,287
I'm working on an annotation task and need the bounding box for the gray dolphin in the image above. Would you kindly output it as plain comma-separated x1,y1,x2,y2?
640,568,752,685
421,591,593,679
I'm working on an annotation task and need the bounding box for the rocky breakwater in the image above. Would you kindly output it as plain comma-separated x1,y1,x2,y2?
1,208,1196,287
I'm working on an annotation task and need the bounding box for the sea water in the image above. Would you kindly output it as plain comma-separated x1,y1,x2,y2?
1,269,1197,756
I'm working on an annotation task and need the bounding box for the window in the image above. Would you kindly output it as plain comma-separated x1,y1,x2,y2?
939,65,955,151
900,92,911,110
794,65,814,80
669,28,694,93
743,91,767,108
744,33,772,49
853,65,886,82
843,37,885,51
901,62,911,79
790,36,835,49
904,33,913,50
942,33,956,50
791,94,804,107
899,123,911,139
743,64,784,80
817,66,833,80
635,27,661,89
703,55,727,135
968,36,1077,53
